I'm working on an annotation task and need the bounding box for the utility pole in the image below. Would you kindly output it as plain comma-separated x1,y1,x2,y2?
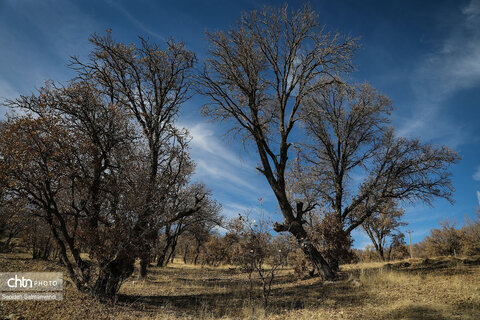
407,230,413,259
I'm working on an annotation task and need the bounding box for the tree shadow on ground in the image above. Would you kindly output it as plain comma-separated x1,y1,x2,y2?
385,305,448,320
171,272,294,288
116,275,370,318
269,279,369,310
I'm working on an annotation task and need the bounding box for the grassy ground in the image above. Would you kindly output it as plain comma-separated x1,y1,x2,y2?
0,254,479,319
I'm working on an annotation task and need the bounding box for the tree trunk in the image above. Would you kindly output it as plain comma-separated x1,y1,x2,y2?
31,229,38,259
193,239,202,265
94,254,135,299
378,247,385,261
183,244,189,264
300,240,335,280
157,242,172,267
194,248,200,265
166,235,178,264
157,250,167,267
41,236,51,260
157,232,173,267
134,144,159,279
275,220,335,280
52,248,59,261
138,253,150,279
387,245,393,261
3,231,15,252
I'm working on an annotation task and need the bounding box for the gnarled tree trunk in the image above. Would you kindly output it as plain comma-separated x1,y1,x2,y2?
94,253,135,299
274,219,335,280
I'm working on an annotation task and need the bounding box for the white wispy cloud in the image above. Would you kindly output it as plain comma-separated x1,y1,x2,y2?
180,121,276,221
473,166,480,181
184,122,259,193
221,202,257,219
195,160,257,192
395,109,467,148
0,77,21,120
7,0,98,62
396,0,480,147
477,191,480,205
416,1,480,99
0,0,104,122
187,122,254,170
105,0,165,41
0,77,19,100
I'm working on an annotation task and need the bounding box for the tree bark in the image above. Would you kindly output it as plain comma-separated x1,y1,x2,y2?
183,244,189,264
94,254,135,299
166,234,179,264
157,236,173,267
193,243,201,265
156,251,167,267
275,220,335,280
378,247,385,261
138,253,150,279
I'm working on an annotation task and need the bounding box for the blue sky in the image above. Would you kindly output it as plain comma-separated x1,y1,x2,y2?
1,0,479,248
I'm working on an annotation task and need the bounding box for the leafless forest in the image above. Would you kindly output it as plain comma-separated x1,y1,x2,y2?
0,5,479,320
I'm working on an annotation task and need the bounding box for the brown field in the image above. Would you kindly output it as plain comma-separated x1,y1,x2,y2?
0,254,479,320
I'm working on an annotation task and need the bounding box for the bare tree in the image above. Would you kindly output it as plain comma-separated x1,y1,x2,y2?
1,82,136,297
247,216,282,311
1,82,213,299
362,200,406,261
296,81,459,269
70,31,197,278
155,183,222,267
387,232,409,260
0,31,222,298
197,5,358,280
190,222,214,265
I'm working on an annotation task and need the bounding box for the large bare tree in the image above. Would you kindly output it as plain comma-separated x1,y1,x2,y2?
0,34,209,297
296,81,459,269
197,5,358,279
1,82,136,297
70,31,198,278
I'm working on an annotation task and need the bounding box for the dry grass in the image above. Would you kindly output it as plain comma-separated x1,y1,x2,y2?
1,254,479,319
